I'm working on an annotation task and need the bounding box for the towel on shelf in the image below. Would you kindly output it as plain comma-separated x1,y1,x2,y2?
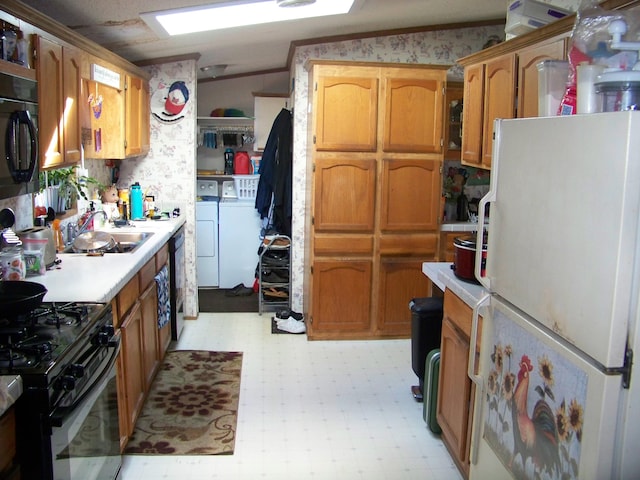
155,265,171,329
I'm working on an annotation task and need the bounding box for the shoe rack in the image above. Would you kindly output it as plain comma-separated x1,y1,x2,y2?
258,235,291,314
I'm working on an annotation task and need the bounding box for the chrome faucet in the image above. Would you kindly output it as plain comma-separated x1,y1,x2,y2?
68,210,108,244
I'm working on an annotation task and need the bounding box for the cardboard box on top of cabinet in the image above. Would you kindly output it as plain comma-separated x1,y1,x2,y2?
505,0,572,38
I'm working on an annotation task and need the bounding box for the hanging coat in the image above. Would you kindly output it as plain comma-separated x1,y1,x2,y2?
255,108,293,237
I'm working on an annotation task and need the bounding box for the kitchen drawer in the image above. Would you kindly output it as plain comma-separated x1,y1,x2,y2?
379,233,438,256
139,257,156,291
313,235,374,255
117,275,140,321
443,289,483,350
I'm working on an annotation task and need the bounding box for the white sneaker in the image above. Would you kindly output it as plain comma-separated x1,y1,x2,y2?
276,317,306,334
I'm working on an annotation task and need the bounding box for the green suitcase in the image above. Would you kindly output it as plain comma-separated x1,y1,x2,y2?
423,348,441,434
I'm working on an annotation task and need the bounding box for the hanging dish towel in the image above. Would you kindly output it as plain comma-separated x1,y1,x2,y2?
155,265,171,329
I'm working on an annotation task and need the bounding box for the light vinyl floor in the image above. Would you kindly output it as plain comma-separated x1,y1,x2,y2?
118,312,462,480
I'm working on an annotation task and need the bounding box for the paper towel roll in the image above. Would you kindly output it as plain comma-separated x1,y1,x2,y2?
577,64,605,114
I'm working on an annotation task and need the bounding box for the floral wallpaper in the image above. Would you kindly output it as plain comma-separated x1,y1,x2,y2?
287,24,504,312
118,60,198,319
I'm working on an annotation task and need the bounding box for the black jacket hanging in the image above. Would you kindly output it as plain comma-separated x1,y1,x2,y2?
255,108,293,237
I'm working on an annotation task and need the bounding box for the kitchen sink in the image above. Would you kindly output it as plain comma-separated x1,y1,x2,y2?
63,231,155,254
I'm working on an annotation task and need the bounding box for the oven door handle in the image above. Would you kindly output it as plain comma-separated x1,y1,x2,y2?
49,340,121,428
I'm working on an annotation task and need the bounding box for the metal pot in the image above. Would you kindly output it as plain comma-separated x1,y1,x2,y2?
452,233,487,283
17,227,56,267
72,231,116,254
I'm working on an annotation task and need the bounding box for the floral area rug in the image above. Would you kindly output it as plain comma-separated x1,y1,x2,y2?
124,350,243,455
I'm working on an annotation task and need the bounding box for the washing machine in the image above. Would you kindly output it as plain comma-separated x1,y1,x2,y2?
196,179,219,287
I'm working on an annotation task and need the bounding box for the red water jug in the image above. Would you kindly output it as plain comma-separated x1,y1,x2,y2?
234,151,252,174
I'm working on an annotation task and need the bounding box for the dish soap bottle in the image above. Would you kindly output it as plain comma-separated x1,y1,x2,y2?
52,219,65,253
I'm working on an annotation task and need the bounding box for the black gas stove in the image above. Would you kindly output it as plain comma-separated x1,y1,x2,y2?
3,301,122,480
0,302,110,378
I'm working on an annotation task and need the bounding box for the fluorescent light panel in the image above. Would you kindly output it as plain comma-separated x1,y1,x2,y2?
141,0,355,37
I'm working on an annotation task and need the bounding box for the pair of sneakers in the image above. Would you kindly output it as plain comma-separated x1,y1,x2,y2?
275,309,305,334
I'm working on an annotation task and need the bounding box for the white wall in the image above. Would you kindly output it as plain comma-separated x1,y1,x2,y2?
197,72,290,117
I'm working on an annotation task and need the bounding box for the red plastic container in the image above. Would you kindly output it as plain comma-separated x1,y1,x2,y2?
233,151,252,174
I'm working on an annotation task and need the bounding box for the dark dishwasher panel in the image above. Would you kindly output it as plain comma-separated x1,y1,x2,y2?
169,226,185,340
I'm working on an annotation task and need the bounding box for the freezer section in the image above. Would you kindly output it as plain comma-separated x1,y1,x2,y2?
470,297,623,480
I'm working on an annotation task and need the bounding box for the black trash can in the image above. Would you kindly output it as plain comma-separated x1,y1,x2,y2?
409,296,443,401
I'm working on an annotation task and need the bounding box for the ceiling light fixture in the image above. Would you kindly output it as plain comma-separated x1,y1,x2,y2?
141,0,354,37
200,65,228,78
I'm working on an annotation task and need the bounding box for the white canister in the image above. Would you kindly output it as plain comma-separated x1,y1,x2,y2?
0,246,26,281
577,64,605,114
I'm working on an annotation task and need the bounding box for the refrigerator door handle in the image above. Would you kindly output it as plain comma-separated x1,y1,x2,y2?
475,192,493,291
468,293,491,465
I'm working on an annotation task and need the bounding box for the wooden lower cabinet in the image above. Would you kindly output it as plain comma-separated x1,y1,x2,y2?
310,258,373,337
376,257,432,336
115,243,172,446
119,301,145,438
437,289,482,479
0,407,18,479
140,282,160,390
439,231,465,262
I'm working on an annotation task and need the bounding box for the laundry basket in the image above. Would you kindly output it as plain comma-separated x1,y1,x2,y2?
233,175,260,200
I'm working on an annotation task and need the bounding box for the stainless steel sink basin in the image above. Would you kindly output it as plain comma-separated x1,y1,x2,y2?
107,232,155,253
63,231,154,254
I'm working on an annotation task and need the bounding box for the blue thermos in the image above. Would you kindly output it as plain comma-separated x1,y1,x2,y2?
130,182,144,219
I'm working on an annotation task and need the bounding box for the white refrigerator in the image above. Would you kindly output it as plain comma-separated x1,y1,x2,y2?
469,112,640,480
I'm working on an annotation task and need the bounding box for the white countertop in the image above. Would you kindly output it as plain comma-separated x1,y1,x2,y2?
34,216,185,303
422,261,489,308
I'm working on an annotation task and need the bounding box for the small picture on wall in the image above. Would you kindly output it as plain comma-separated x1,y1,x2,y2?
152,80,190,123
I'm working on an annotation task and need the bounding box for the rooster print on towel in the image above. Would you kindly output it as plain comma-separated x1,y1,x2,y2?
484,310,587,480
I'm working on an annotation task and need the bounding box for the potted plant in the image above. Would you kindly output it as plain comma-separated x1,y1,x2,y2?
40,167,104,213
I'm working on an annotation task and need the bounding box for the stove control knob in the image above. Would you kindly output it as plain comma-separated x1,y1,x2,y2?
95,325,116,346
69,364,85,379
58,375,76,391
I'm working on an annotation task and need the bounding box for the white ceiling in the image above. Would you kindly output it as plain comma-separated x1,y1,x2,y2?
19,0,513,79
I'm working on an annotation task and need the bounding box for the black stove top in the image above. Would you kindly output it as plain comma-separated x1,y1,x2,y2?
0,302,108,376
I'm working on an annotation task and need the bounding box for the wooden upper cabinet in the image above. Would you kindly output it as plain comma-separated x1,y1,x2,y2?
517,38,567,118
36,36,64,169
125,74,150,157
62,45,83,165
313,157,376,232
444,82,464,160
382,75,444,153
314,75,378,152
380,158,441,231
461,63,484,167
83,73,125,160
481,54,516,170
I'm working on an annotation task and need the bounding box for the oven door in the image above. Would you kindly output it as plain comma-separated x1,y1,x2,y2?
49,334,122,480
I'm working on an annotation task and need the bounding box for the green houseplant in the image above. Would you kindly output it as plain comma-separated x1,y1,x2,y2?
40,166,104,213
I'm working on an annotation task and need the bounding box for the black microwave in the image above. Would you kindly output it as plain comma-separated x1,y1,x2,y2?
0,69,39,201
